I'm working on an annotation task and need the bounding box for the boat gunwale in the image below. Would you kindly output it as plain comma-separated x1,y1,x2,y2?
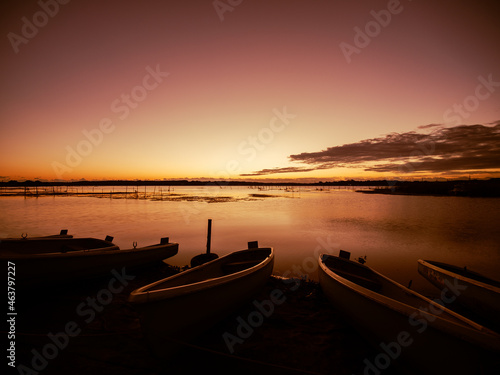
418,259,500,293
0,235,74,240
129,247,274,303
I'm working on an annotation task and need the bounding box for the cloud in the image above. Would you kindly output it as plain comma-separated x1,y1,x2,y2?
240,165,336,176
417,123,443,130
242,123,500,176
240,167,316,176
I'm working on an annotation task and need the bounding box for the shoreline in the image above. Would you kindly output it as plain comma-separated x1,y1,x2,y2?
2,178,499,199
12,263,397,375
10,261,499,375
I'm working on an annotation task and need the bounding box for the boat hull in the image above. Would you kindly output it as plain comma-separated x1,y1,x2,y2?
319,255,500,375
0,238,179,288
129,247,274,357
418,259,500,324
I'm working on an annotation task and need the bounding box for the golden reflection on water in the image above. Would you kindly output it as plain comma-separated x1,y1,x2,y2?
1,186,499,292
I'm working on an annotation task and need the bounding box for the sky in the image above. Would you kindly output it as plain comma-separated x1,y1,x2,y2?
1,0,499,182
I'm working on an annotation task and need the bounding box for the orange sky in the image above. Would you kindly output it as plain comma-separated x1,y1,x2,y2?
1,0,499,182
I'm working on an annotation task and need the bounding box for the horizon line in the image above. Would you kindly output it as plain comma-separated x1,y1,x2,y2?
1,177,498,187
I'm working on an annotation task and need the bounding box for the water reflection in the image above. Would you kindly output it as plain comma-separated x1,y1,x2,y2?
1,186,498,293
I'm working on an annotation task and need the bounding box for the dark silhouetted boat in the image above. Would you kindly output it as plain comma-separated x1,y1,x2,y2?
0,235,178,288
319,252,500,375
418,259,500,324
128,244,274,357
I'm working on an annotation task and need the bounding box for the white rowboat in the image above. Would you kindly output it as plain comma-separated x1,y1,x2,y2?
418,259,500,324
319,253,500,375
129,246,274,357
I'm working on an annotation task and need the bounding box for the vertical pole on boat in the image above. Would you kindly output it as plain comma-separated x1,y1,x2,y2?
190,219,218,267
206,219,212,254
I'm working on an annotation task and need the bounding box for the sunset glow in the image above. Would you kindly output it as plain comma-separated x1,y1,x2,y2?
1,0,499,182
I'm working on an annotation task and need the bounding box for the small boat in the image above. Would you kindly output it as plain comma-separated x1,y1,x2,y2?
0,235,178,288
129,243,274,357
418,259,500,323
319,252,500,375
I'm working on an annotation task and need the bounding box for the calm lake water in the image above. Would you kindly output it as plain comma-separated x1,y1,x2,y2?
1,186,499,293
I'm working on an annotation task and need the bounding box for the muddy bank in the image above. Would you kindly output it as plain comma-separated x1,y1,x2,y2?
11,263,396,375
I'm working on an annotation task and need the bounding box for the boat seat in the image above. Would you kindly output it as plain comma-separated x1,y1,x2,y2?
222,260,261,274
335,269,382,292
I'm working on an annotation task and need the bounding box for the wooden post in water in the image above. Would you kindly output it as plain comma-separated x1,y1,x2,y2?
190,219,218,267
206,218,212,254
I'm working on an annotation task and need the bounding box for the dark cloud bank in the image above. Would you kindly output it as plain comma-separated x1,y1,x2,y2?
241,123,500,176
